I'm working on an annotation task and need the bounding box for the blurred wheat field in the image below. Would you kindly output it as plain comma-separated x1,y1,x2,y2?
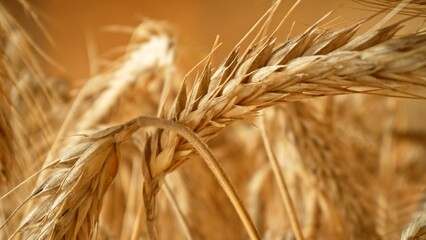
1,0,426,239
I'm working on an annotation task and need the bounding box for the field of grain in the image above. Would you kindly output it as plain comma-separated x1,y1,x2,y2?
1,0,426,239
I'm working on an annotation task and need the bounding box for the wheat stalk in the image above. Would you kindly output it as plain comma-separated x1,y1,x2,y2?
259,116,304,240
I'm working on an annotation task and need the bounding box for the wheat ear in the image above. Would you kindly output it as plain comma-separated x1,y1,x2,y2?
140,15,426,238
38,23,173,174
1,116,258,239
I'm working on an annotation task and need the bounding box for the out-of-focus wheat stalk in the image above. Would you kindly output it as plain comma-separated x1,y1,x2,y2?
39,21,174,167
283,102,378,238
0,2,66,236
259,115,304,240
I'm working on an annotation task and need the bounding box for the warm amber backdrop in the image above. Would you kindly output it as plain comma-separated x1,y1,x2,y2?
25,0,373,80
5,1,422,81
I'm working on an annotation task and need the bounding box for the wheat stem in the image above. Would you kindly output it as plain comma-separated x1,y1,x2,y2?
260,116,304,240
164,182,193,240
130,200,145,240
